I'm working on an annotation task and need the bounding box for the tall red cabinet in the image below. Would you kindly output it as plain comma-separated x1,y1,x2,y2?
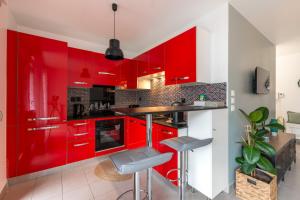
7,31,68,177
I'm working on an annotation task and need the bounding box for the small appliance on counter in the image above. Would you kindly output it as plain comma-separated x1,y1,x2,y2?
73,103,85,118
169,99,187,125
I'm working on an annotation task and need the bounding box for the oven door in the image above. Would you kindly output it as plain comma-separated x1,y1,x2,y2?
95,119,124,151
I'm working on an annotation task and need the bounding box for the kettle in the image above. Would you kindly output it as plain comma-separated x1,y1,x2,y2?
171,101,184,124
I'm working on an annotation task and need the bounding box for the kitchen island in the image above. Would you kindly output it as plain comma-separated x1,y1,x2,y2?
113,105,229,199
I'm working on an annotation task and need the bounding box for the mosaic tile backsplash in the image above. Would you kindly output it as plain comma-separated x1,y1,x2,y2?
68,79,226,116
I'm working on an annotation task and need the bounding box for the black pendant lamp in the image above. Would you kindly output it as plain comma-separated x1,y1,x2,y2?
105,3,124,60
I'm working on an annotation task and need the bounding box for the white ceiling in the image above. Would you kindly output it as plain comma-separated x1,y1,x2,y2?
8,0,228,56
230,0,300,56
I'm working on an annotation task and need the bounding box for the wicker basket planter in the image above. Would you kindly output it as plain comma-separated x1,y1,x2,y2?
236,168,277,200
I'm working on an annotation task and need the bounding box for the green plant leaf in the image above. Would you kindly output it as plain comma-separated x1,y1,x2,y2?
249,110,264,123
241,163,256,175
255,107,269,123
257,156,277,175
265,123,285,131
239,109,251,123
236,157,244,165
243,146,261,165
255,129,268,137
255,141,276,157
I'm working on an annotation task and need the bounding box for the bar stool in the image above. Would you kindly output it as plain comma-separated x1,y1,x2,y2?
110,147,173,200
161,136,213,200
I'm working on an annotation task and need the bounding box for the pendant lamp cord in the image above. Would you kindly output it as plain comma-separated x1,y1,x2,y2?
113,8,116,39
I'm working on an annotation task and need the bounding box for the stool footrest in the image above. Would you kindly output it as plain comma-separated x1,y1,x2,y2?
116,189,148,200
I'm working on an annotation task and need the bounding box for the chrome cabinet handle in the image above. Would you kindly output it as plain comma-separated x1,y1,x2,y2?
177,76,190,80
98,72,116,76
27,117,59,121
74,132,89,137
27,125,60,131
152,67,161,70
162,130,173,135
73,142,89,147
73,81,88,85
73,123,88,126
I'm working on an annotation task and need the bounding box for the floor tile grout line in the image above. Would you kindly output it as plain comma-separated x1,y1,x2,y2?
61,172,63,200
83,166,96,200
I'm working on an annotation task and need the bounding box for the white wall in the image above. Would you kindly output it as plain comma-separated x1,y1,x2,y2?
276,52,300,119
0,2,16,192
0,2,9,192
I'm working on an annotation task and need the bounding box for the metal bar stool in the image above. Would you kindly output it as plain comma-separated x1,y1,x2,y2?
110,147,173,200
161,136,213,200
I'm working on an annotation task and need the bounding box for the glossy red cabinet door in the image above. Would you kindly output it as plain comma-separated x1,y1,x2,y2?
18,32,68,124
18,123,67,175
67,138,95,163
165,27,196,85
126,117,147,149
136,52,149,77
7,30,18,178
119,59,137,89
93,53,122,86
16,32,68,176
153,125,178,186
68,47,93,88
148,43,165,75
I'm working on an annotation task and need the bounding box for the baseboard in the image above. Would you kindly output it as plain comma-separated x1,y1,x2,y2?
0,183,8,200
8,155,108,185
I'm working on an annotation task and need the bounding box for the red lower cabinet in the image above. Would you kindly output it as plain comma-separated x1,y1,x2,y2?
67,120,95,163
17,123,68,176
67,138,95,163
153,125,178,186
126,117,147,149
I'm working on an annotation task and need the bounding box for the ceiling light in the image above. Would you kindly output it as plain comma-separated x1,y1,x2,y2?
105,3,124,60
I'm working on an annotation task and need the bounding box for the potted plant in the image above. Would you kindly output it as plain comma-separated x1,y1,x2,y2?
235,107,285,200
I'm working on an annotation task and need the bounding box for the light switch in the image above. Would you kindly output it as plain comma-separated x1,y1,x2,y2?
231,97,235,104
231,90,235,97
231,105,235,112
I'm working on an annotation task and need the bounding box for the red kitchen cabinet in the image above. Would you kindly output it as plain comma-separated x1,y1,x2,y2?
148,43,165,75
136,52,149,77
7,30,18,178
165,27,196,85
18,122,67,175
153,125,178,186
18,33,68,124
67,120,95,163
68,48,93,88
92,52,122,86
119,59,137,89
126,117,147,149
67,138,95,163
11,32,68,176
67,120,93,141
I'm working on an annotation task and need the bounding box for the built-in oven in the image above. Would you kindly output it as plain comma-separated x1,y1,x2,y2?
95,118,124,152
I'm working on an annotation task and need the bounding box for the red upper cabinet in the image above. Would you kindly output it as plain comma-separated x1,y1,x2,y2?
68,48,93,88
136,52,149,77
92,53,122,86
16,32,68,175
165,27,196,85
119,59,137,89
148,43,165,74
18,32,68,124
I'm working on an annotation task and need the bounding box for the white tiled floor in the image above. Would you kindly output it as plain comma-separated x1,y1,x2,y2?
4,145,300,200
